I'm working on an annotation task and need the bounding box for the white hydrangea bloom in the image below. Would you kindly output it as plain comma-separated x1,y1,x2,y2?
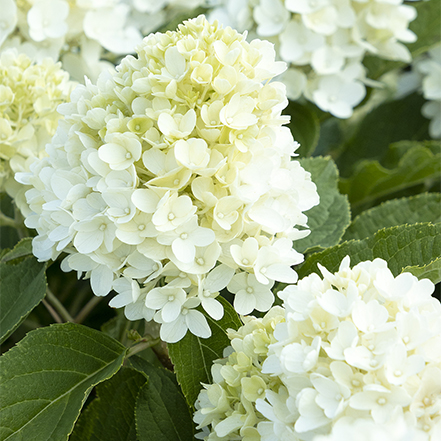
415,45,441,139
0,49,74,215
0,0,206,82
194,257,441,440
207,0,418,118
21,16,319,343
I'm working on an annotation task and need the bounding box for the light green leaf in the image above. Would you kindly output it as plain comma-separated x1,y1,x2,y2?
0,254,46,344
0,323,126,441
129,357,194,441
340,141,441,213
343,193,441,241
403,257,441,285
0,238,33,263
168,296,241,409
295,157,351,253
298,223,441,282
286,101,320,157
364,0,441,80
70,367,147,441
337,93,430,176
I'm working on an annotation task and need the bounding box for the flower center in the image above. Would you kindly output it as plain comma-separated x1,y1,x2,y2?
180,233,188,240
181,307,189,315
99,223,106,231
377,397,386,405
138,224,145,230
246,287,254,294
196,258,205,266
168,295,175,302
168,213,175,220
125,152,132,159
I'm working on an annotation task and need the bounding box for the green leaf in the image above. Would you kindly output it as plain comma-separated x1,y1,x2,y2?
337,93,430,177
0,323,126,441
294,157,351,253
403,257,441,285
70,367,147,441
0,254,46,344
0,238,33,263
168,296,241,409
339,141,441,213
343,193,441,241
364,0,441,80
129,357,194,441
286,101,320,157
298,222,441,282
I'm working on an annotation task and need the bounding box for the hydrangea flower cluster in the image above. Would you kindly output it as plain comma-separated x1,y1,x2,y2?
0,49,73,215
194,306,285,440
194,257,441,440
414,45,441,139
207,0,418,118
0,0,205,82
20,16,319,343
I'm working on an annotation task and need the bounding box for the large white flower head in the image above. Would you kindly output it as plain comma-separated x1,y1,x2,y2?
207,0,418,118
194,257,441,440
0,49,74,215
1,0,206,82
21,15,319,343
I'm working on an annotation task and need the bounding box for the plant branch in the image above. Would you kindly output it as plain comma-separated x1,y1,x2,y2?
0,212,17,228
126,337,161,359
42,299,63,323
75,295,102,324
46,287,74,322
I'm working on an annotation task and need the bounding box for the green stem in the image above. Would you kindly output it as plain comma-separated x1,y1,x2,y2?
42,299,63,324
46,287,75,323
0,212,17,228
126,337,161,359
75,295,102,324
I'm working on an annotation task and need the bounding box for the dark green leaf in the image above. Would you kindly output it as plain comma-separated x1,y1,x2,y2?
343,193,441,241
298,223,441,282
286,101,320,157
70,367,147,441
295,157,351,253
0,253,46,344
1,238,33,263
0,323,126,441
336,93,430,177
339,141,441,212
403,257,441,285
129,357,194,441
168,296,241,409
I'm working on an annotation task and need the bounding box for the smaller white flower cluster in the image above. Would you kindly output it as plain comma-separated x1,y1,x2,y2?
208,0,417,118
194,257,441,440
415,45,441,139
194,306,285,440
20,16,319,343
0,49,73,215
0,0,205,82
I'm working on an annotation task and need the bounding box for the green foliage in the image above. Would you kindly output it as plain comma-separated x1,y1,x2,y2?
336,94,430,177
168,296,241,409
340,141,441,214
130,357,194,441
0,240,46,343
0,323,126,441
0,238,33,263
295,157,351,253
298,222,441,284
286,101,320,157
403,258,441,286
343,193,441,241
70,367,147,441
364,0,441,80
